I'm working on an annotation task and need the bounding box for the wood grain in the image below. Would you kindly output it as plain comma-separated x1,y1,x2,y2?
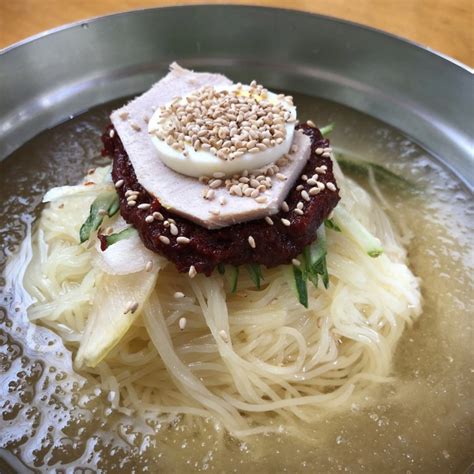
0,0,472,66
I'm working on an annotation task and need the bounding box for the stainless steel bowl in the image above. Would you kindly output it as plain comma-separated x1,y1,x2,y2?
0,5,472,187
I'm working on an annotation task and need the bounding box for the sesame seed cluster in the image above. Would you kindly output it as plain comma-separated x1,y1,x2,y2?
197,140,301,209
149,81,295,161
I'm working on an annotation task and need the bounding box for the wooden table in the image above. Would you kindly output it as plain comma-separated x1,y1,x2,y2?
1,0,472,67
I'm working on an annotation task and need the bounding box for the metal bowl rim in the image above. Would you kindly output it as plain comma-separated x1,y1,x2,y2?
1,3,471,74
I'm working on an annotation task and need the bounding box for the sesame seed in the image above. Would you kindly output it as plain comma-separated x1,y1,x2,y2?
109,129,115,138
188,265,197,278
114,179,124,188
255,196,267,203
309,187,320,196
177,236,190,244
119,111,129,120
294,208,304,215
265,216,274,225
301,190,310,201
159,235,170,245
327,182,337,191
230,185,243,196
297,201,304,210
153,211,164,221
219,196,227,205
178,317,187,330
213,172,226,178
296,184,304,191
145,215,154,223
170,223,179,235
219,329,229,343
174,291,185,299
276,173,287,181
130,121,141,131
281,201,290,212
209,179,223,189
292,258,301,267
322,152,331,158
145,261,153,272
124,300,139,315
307,178,317,186
248,236,256,248
281,218,291,226
137,203,151,210
306,120,316,127
205,189,215,200
317,182,326,190
315,147,324,155
128,200,137,207
301,174,308,181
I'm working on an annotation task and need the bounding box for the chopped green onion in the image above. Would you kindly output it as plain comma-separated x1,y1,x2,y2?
79,191,120,243
246,263,263,290
293,265,308,308
104,227,137,247
320,123,335,137
324,218,341,232
332,206,383,258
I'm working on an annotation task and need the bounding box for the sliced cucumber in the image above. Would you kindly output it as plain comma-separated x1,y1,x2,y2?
333,206,383,258
79,191,120,243
246,263,263,290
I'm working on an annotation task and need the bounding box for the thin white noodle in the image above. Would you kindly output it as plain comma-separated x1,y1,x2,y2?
22,166,422,436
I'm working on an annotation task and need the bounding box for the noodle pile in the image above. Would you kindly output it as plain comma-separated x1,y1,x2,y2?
23,165,421,436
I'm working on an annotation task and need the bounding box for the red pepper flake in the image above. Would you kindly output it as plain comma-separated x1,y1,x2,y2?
98,234,108,251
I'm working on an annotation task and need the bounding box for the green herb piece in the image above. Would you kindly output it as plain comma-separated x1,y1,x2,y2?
217,263,226,275
324,218,341,232
293,265,308,308
246,263,263,290
320,123,335,137
79,191,120,243
105,227,137,247
228,266,239,294
368,249,383,258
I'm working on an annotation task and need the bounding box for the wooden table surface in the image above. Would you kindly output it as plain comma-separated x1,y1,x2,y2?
0,0,472,67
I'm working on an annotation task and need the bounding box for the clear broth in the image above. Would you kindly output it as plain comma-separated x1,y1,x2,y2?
0,95,472,472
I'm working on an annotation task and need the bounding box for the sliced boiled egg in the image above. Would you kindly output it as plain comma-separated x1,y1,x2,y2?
148,84,297,178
